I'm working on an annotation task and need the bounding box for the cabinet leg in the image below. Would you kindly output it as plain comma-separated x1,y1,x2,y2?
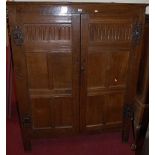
122,118,131,143
23,138,32,151
122,126,130,143
20,127,32,151
122,104,133,143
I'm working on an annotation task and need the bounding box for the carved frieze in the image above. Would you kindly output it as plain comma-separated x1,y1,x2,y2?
89,23,133,42
24,24,71,41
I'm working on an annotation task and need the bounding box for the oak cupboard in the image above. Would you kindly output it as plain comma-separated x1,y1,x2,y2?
7,2,147,150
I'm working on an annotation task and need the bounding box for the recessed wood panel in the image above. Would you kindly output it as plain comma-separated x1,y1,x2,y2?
105,93,124,123
86,95,105,126
109,51,129,88
53,97,73,127
26,53,48,89
87,51,108,88
31,98,51,129
48,52,72,89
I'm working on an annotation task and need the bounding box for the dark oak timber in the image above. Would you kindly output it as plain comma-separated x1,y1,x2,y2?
7,2,147,150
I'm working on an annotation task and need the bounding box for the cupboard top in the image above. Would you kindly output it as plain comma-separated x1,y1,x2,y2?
7,2,148,15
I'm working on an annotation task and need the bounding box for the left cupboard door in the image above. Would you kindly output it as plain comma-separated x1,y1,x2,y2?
8,5,81,144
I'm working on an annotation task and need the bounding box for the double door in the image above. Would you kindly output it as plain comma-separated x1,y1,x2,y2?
8,6,144,138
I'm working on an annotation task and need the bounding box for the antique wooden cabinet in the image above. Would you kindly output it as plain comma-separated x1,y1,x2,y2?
7,2,147,150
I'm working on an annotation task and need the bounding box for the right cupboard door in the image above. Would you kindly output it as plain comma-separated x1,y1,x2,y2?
80,13,143,132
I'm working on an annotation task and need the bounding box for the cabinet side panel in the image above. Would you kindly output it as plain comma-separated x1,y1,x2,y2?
7,4,32,150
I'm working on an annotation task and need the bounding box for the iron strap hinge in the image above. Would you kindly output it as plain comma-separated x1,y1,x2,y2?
12,26,24,46
132,23,143,47
22,115,32,128
123,105,134,120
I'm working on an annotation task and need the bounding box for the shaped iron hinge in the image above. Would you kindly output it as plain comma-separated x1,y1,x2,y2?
132,23,143,46
123,105,134,120
12,26,24,46
22,115,32,128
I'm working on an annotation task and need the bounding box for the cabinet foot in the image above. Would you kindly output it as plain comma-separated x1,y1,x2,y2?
122,128,130,143
21,128,32,151
23,139,32,151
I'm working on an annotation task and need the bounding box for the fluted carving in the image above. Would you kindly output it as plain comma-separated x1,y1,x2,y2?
24,24,71,41
89,23,132,42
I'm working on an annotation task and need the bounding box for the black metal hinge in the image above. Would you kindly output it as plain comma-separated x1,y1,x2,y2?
123,105,134,120
123,105,137,151
22,115,32,128
12,26,24,46
132,23,143,47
